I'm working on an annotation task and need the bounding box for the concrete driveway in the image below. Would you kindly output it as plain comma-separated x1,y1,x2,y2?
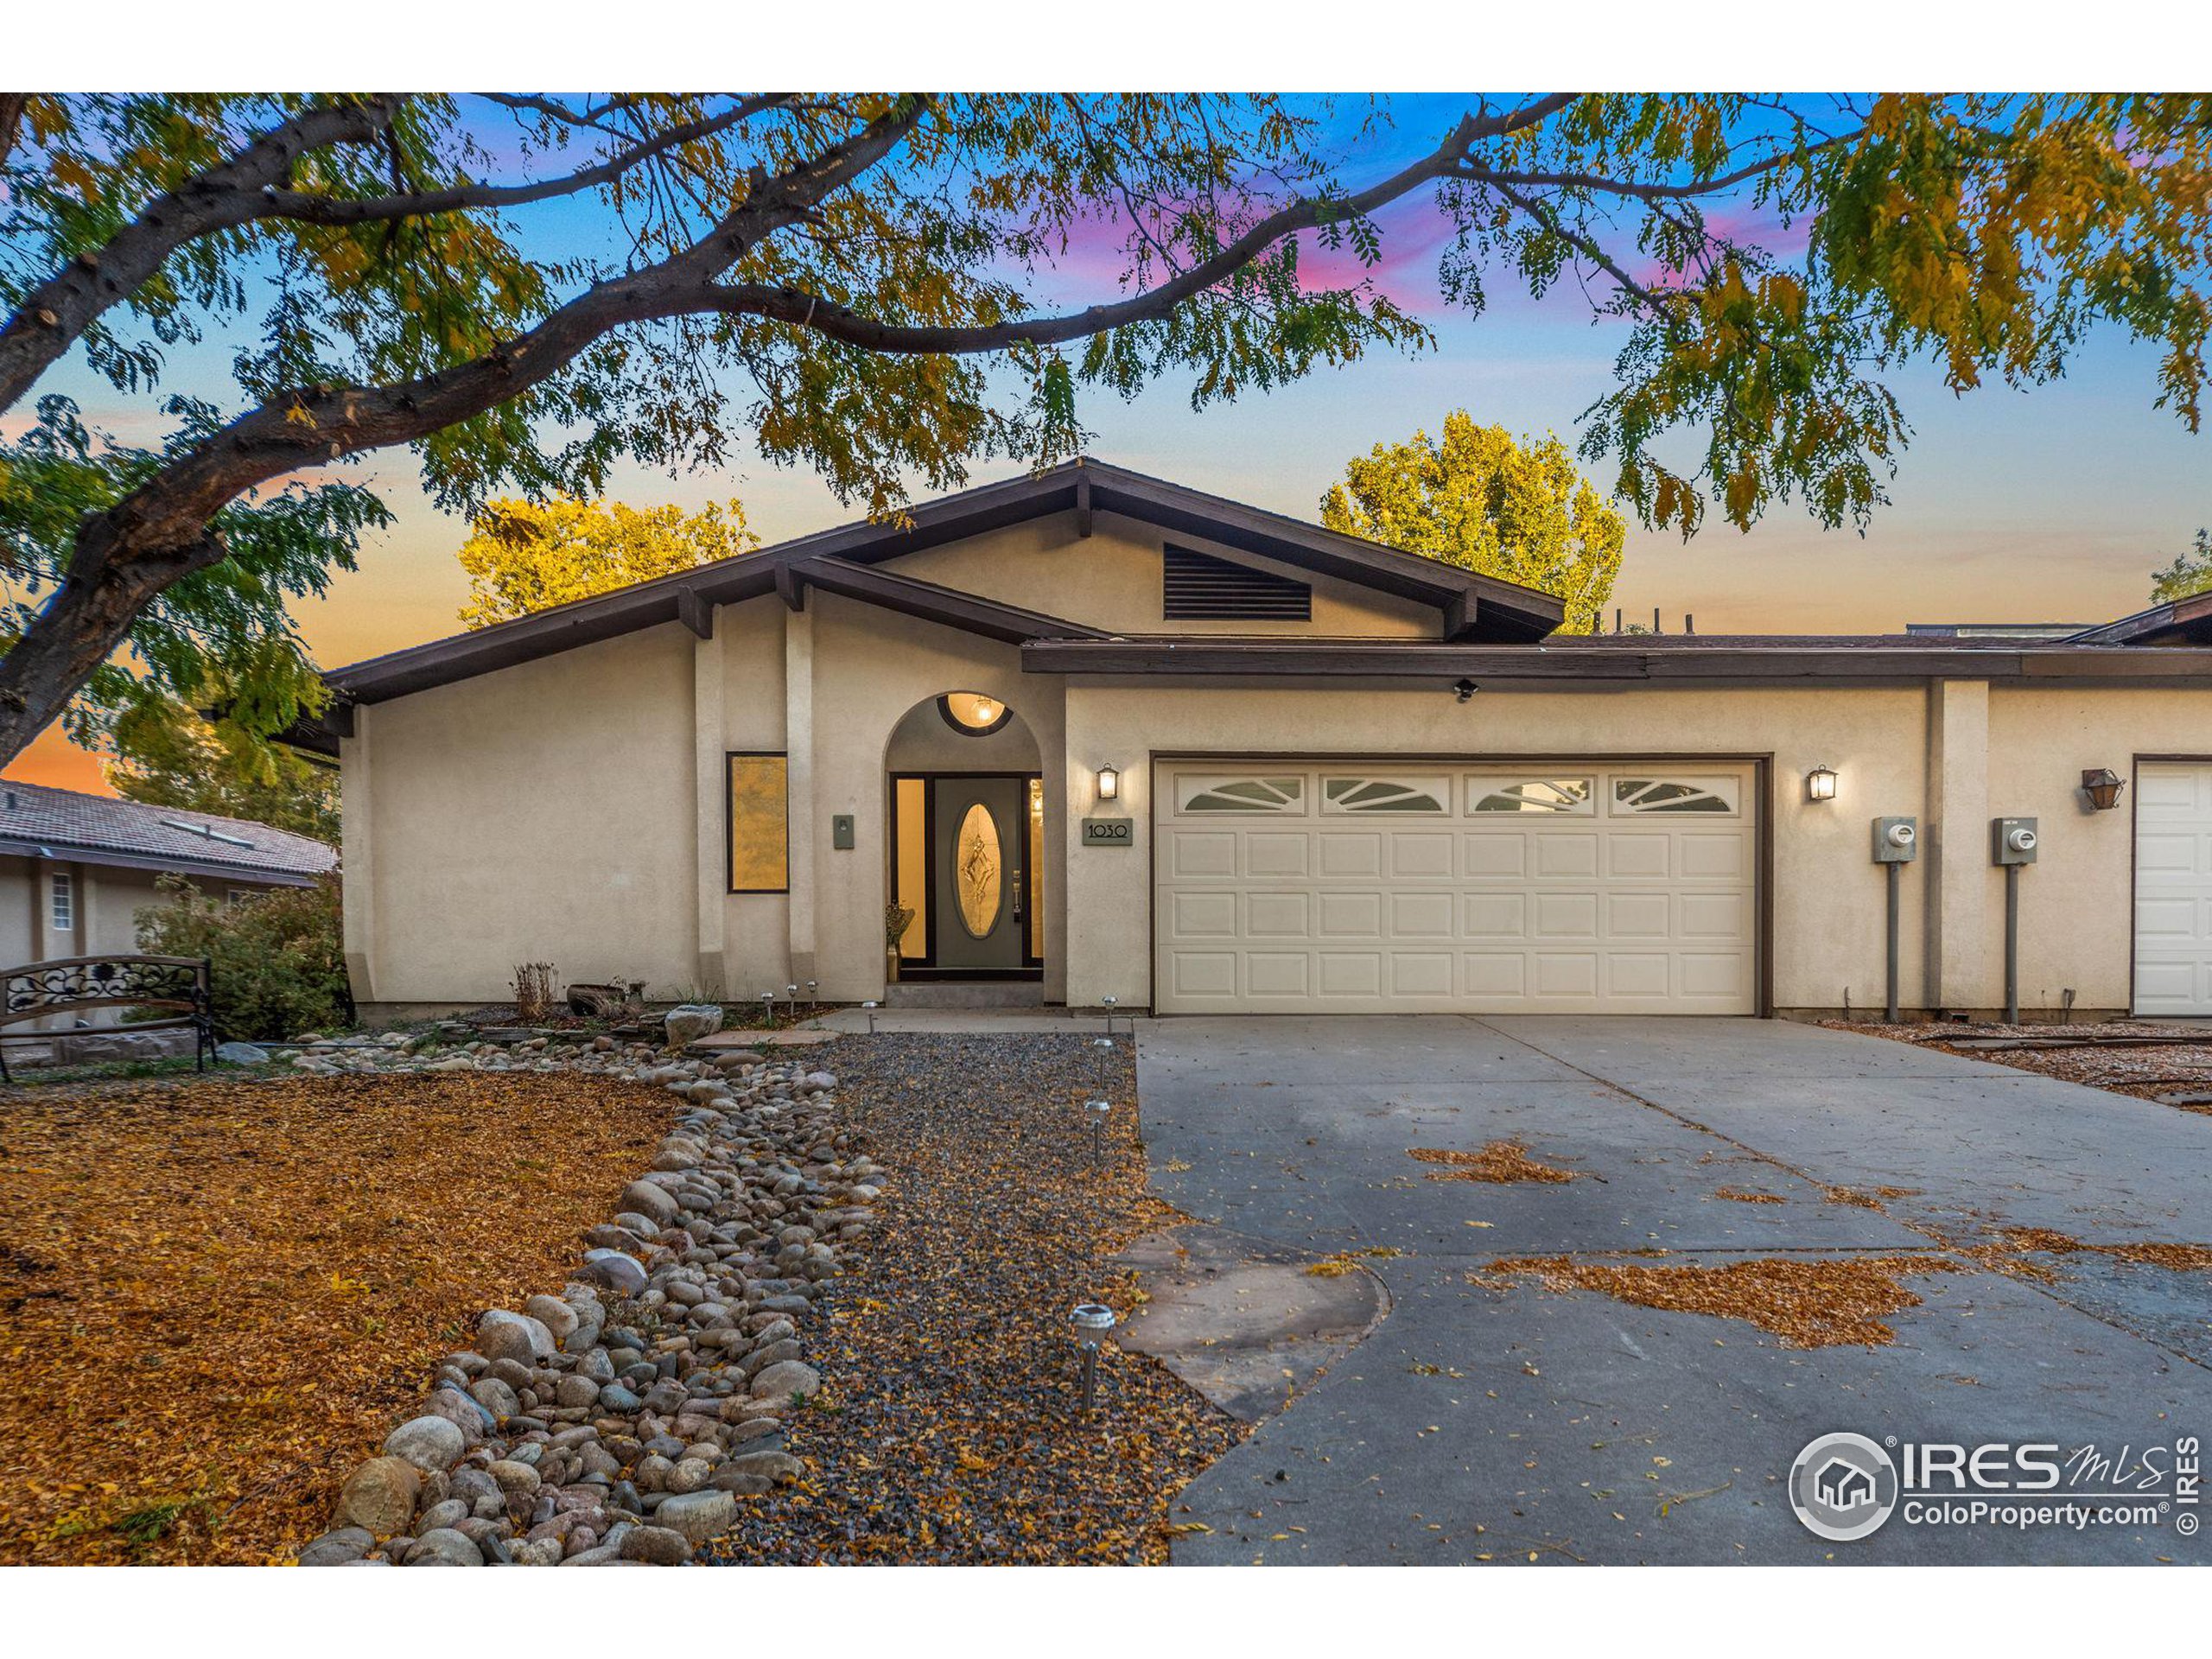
1136,1016,2212,1564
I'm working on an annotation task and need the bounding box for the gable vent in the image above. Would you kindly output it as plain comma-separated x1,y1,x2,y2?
1162,544,1312,621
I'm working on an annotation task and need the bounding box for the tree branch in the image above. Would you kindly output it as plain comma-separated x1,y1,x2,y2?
1452,128,1857,204
258,95,794,226
0,96,407,416
676,94,1582,357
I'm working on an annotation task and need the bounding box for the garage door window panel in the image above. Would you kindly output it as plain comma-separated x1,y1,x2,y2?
1323,777,1449,814
1179,776,1306,813
1611,777,1739,815
1470,778,1593,815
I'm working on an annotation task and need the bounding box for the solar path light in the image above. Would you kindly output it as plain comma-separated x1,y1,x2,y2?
861,1000,880,1035
1069,1302,1118,1417
1086,1097,1112,1162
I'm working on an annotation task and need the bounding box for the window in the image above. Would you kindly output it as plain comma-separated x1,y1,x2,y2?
1323,777,1449,814
937,692,1013,736
1177,775,1305,813
1611,777,1738,815
1469,778,1594,814
728,753,791,893
227,889,256,907
1162,545,1312,621
48,870,73,931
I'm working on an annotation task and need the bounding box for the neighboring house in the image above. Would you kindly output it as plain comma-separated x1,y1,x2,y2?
284,458,2212,1022
0,782,335,1027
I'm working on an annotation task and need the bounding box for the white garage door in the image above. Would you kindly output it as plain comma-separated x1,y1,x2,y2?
1154,762,1758,1014
2135,762,2212,1016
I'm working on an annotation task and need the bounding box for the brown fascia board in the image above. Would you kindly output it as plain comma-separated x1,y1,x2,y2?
1076,464,1561,640
316,460,1566,711
1020,639,2212,683
2064,591,2212,646
784,557,1109,645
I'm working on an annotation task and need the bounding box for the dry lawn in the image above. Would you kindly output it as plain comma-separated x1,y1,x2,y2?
0,1072,666,1563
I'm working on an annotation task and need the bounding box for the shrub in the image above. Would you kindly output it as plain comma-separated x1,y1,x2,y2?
512,962,557,1022
136,874,352,1042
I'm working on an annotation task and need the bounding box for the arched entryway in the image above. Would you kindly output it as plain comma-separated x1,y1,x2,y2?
882,692,1044,982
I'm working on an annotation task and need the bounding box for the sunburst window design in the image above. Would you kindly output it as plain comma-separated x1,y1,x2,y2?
955,804,1003,938
1612,777,1738,814
1470,779,1593,814
1178,776,1305,813
1323,777,1448,813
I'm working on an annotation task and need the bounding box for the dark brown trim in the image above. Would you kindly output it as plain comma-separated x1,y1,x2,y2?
774,563,806,612
1755,755,1776,1018
314,459,1566,713
677,588,715,640
725,751,791,895
2069,592,2212,646
1074,474,1093,539
794,558,1107,645
1025,639,2212,684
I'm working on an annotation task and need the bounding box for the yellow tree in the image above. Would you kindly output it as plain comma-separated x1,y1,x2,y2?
1322,414,1627,633
454,497,758,628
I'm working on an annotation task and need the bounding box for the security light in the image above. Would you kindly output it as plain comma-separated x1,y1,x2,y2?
2080,768,2126,811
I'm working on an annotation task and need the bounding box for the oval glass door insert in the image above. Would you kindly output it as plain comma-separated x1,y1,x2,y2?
955,803,1003,938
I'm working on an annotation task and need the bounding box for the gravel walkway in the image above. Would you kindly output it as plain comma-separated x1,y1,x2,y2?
702,1033,1244,1564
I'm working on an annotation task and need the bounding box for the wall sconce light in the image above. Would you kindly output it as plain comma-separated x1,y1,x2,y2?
1806,764,1839,803
2081,768,2127,811
1096,763,1120,802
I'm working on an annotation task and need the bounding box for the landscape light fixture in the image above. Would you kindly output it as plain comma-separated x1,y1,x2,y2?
1453,678,1479,703
1806,764,1839,803
861,1000,879,1035
1069,1302,1119,1417
760,990,776,1027
1096,764,1120,802
1086,1097,1112,1162
2080,768,2127,811
1100,993,1122,1036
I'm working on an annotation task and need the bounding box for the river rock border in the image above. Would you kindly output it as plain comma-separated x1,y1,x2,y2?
292,1037,880,1567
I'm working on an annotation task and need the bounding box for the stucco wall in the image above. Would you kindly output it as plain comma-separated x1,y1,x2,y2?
352,622,698,1002
1987,687,2212,1016
337,522,2212,1019
796,592,1066,1002
893,510,1440,637
1054,677,2209,1016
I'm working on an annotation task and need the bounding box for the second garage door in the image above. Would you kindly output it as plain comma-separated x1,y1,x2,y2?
1154,761,1758,1014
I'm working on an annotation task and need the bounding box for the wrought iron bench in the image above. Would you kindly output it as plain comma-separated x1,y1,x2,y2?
0,954,213,1083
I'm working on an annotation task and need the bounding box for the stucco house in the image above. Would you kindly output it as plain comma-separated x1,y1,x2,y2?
0,781,337,1027
287,458,2212,1024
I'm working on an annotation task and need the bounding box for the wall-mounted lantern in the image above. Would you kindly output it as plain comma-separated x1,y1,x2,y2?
1096,763,1120,802
2080,768,2127,811
1806,764,1839,803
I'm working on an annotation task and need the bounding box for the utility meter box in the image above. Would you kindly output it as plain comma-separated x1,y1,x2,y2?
1993,817,2039,866
1872,816,1918,863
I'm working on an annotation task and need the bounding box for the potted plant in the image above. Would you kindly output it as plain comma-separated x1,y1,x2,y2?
884,903,915,984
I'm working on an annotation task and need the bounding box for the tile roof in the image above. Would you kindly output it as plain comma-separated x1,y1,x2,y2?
0,780,335,880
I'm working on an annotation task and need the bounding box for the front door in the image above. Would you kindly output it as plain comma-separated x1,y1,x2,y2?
923,775,1036,976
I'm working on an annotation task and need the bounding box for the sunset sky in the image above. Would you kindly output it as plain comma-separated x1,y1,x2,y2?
9,92,2206,795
